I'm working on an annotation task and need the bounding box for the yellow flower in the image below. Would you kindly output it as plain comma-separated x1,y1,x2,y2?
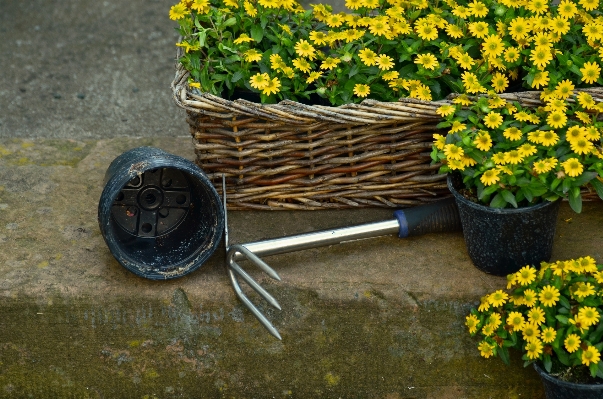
449,120,467,134
243,1,257,16
189,81,201,89
468,22,489,39
192,0,210,13
540,131,559,147
233,34,254,45
509,17,530,40
306,71,322,84
169,3,188,20
507,311,525,331
466,314,480,334
522,322,541,343
547,110,567,129
452,94,472,106
518,143,537,157
446,24,464,39
575,282,596,298
243,49,263,62
578,306,600,327
369,18,390,37
416,23,439,41
492,152,507,165
444,144,464,160
530,46,553,70
550,17,570,35
566,126,585,143
474,131,492,151
452,5,470,19
503,127,522,141
376,54,395,70
562,158,583,177
504,47,520,63
468,0,489,17
412,84,433,101
455,53,475,70
353,84,370,98
478,341,495,358
491,73,509,93
262,77,281,96
558,0,578,19
309,31,327,46
415,53,439,70
358,48,377,66
480,169,500,186
574,111,599,126
320,57,340,70
584,125,600,140
580,0,599,11
527,307,546,326
484,112,503,129
292,58,312,73
580,61,601,84
294,40,316,59
223,0,239,8
583,346,601,366
541,327,557,343
539,285,560,307
516,266,537,286
565,334,581,353
504,150,523,164
571,139,595,155
525,340,544,360
433,134,446,150
436,105,456,117
527,0,548,15
531,71,550,89
478,296,490,312
382,71,400,81
482,35,505,59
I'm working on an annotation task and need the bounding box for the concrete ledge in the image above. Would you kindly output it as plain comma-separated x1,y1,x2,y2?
1,136,602,397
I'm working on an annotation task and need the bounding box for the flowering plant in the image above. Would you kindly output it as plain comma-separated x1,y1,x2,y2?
431,86,603,212
466,257,603,383
170,0,603,106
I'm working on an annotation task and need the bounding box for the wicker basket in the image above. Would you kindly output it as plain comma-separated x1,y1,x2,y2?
171,61,603,210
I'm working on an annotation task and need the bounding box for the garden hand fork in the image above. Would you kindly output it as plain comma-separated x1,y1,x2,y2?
222,177,462,340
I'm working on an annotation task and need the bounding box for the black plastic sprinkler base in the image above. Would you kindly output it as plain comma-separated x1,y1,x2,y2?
98,147,223,280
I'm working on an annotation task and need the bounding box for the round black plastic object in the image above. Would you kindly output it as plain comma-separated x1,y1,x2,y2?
98,147,224,280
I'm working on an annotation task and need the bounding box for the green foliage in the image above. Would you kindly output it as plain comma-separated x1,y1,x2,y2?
465,258,603,382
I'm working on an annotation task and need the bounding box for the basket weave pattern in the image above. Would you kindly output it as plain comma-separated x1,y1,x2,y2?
172,63,602,210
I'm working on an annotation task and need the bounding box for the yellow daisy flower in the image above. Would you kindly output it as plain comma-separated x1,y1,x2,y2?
262,77,281,96
582,346,601,366
539,285,560,307
480,169,501,186
353,83,370,98
484,112,503,129
562,158,583,177
564,334,581,353
580,61,601,84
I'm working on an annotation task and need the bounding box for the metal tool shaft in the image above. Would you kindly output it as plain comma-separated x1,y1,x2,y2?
234,219,400,261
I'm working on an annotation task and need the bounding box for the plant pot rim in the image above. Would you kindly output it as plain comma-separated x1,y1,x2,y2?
447,174,558,215
533,362,603,390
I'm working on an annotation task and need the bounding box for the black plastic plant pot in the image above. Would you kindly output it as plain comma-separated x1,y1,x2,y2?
534,362,603,399
448,174,560,276
98,147,224,280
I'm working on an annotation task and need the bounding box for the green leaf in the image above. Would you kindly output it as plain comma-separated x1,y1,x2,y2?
250,25,264,43
568,186,582,213
556,315,569,325
222,17,237,28
544,354,552,373
553,347,570,366
559,295,570,309
479,185,498,200
198,30,207,48
231,71,243,83
501,190,518,208
498,346,510,365
573,171,598,187
590,363,599,378
590,178,603,200
348,65,359,78
490,193,507,208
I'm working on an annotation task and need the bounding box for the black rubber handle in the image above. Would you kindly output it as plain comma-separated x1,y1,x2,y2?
393,197,461,238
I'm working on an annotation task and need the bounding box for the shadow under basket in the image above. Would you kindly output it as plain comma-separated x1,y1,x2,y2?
171,59,603,210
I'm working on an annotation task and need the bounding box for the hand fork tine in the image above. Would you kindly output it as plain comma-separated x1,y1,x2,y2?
222,175,283,340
